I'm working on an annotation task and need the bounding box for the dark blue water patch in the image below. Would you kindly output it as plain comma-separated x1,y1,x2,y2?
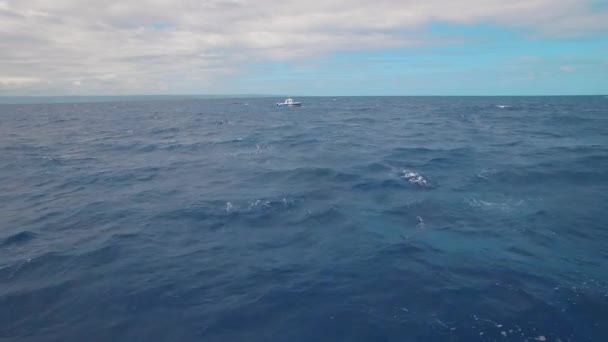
1,96,607,341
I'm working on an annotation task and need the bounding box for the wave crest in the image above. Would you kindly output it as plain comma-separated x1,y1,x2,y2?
400,169,428,186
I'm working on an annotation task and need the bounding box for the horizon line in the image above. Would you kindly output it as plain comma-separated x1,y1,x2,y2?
1,94,606,98
1,94,605,105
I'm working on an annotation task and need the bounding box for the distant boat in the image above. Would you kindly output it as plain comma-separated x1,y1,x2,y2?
277,98,302,107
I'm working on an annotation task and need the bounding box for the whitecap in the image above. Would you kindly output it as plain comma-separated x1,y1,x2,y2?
476,167,498,180
467,198,525,213
400,169,428,186
496,104,512,109
248,199,272,211
416,216,425,229
249,199,261,210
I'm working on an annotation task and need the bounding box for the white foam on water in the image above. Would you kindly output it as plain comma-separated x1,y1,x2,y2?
435,318,451,330
248,199,261,210
400,169,428,186
248,199,273,211
416,216,425,229
466,198,525,213
476,167,498,180
225,197,296,215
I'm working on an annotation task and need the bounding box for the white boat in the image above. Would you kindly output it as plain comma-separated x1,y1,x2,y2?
276,98,302,107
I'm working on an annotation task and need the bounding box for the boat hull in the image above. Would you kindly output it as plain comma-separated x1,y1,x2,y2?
276,102,302,107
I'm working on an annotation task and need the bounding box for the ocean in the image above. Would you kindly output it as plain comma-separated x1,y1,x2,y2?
1,96,607,341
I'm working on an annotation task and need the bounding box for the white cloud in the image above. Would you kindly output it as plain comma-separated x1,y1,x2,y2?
559,65,576,72
0,0,606,94
0,76,42,86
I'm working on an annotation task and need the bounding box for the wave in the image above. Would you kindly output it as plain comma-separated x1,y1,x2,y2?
148,127,181,135
353,178,408,191
475,167,607,185
351,166,431,191
466,198,526,213
37,155,100,167
258,167,360,184
400,169,428,187
343,117,377,124
384,147,472,165
0,251,69,283
214,137,254,145
1,231,37,247
495,104,521,110
225,198,298,215
282,137,322,147
382,200,442,227
360,162,393,172
287,206,345,226
157,197,300,228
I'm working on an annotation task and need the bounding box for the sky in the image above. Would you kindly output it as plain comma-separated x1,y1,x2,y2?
0,0,607,96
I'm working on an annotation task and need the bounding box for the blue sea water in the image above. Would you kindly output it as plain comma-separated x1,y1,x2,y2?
1,96,607,342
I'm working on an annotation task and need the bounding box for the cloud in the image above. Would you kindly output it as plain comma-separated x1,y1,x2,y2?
0,76,42,86
0,0,607,94
559,65,576,72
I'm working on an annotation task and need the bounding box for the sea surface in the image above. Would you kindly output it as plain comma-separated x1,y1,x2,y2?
1,96,607,341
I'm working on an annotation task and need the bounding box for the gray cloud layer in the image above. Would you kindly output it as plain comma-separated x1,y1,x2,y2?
1,0,606,94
